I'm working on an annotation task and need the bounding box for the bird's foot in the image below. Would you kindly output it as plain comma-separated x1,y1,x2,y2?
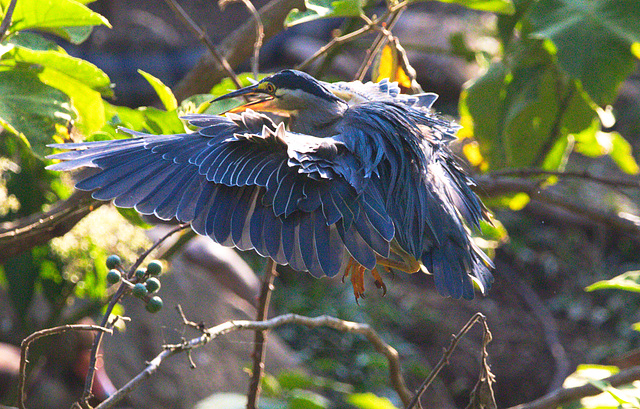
342,258,389,302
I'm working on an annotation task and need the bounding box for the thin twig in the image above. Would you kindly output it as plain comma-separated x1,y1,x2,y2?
354,6,406,81
79,223,190,405
487,167,640,189
407,313,490,409
473,175,640,240
246,259,277,409
163,0,243,90
94,313,412,409
18,324,111,409
506,365,640,409
0,0,18,42
296,20,377,71
219,0,264,80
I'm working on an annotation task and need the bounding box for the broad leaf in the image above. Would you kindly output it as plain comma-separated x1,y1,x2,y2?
347,393,399,409
9,45,112,96
0,69,75,156
586,270,640,293
461,40,597,169
528,0,640,106
285,0,364,27
422,0,514,14
0,0,110,37
138,69,178,111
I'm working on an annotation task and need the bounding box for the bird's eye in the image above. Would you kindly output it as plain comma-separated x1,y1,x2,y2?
264,82,276,93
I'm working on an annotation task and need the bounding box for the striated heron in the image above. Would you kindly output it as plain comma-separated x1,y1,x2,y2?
47,69,493,301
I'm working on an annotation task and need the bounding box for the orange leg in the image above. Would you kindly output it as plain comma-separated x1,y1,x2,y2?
350,264,366,303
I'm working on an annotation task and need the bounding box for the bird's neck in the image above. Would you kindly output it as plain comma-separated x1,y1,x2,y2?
288,99,347,138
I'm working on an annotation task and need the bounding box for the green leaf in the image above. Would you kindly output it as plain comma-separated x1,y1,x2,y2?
528,0,640,106
285,0,365,27
0,0,111,38
116,207,153,229
347,393,399,409
586,270,640,293
288,390,329,409
9,45,112,96
0,68,75,156
424,0,514,14
461,39,597,170
609,132,640,174
138,69,178,111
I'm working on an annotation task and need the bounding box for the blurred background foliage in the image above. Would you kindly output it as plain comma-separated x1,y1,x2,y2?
1,0,640,407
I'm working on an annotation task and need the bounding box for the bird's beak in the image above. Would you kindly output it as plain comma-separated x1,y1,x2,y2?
213,83,277,113
212,83,266,102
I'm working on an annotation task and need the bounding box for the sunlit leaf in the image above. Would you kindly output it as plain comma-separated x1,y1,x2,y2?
138,69,178,111
8,45,112,96
0,0,111,38
372,44,412,89
420,0,514,14
461,39,597,170
0,68,75,156
347,392,399,409
586,270,640,293
285,0,365,27
529,0,640,106
609,132,640,174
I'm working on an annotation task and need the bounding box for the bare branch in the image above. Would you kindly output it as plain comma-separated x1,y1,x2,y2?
94,313,412,409
219,0,264,80
164,0,243,90
0,190,102,264
247,259,277,409
0,0,18,42
79,224,190,406
486,167,640,189
474,175,640,239
172,0,305,101
506,365,640,409
19,324,111,409
407,313,491,409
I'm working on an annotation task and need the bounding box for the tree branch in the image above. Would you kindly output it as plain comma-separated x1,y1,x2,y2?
19,324,111,409
0,190,102,264
94,313,412,409
172,0,305,101
407,312,491,409
506,365,640,409
474,175,640,239
246,259,276,409
487,167,640,189
164,0,243,90
79,224,189,406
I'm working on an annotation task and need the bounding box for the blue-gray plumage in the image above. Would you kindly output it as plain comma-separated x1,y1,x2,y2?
47,69,493,300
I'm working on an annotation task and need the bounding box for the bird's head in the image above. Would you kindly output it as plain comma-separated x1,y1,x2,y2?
214,69,344,115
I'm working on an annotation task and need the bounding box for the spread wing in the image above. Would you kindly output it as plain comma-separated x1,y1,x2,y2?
46,110,395,279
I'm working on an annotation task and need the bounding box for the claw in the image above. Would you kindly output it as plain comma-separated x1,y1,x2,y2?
372,267,388,296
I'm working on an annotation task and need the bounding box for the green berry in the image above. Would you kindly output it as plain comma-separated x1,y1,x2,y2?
146,296,163,313
106,255,122,270
145,277,161,293
132,283,148,298
106,269,121,284
135,269,146,280
146,260,163,276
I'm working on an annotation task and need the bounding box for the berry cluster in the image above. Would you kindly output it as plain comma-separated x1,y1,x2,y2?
105,255,164,313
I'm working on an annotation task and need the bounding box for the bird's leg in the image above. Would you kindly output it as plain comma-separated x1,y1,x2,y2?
342,257,357,283
350,264,366,303
375,254,422,275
